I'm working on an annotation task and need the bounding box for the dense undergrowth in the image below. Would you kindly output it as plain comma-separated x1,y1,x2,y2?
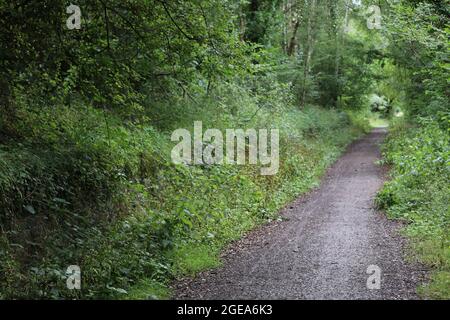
0,80,368,299
377,117,450,299
2,0,446,301
0,0,375,299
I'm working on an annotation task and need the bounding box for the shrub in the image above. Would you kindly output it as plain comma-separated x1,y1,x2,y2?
376,120,450,299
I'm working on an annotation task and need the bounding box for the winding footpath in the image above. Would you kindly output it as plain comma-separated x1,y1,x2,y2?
174,129,427,300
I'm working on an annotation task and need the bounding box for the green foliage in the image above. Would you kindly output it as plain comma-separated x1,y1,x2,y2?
0,0,251,126
0,86,366,298
383,1,449,118
125,278,171,300
376,121,450,299
3,0,434,300
372,1,449,300
168,244,222,276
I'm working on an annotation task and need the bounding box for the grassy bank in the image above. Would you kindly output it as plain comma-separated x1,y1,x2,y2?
376,119,450,299
0,80,368,299
128,109,368,299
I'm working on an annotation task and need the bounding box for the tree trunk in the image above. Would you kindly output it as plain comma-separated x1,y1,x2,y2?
301,0,317,108
334,0,350,107
287,17,300,56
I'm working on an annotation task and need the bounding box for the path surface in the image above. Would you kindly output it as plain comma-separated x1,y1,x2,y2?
174,129,427,300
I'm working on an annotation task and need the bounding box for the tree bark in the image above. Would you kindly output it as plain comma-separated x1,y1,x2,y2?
301,0,317,108
287,17,300,56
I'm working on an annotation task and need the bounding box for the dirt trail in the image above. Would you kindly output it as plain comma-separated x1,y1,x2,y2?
174,129,427,300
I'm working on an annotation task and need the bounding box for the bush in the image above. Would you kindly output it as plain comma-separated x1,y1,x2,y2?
376,119,450,299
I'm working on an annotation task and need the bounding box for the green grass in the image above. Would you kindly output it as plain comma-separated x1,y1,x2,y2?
418,271,450,299
125,279,171,300
169,244,222,276
404,235,450,299
377,121,449,299
369,116,389,128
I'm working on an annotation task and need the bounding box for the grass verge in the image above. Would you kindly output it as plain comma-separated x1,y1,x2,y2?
0,100,368,299
376,119,449,299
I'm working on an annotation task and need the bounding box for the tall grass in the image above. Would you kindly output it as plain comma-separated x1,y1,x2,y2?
376,119,450,299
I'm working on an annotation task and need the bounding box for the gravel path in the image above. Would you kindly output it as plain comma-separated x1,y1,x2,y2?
174,129,427,300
